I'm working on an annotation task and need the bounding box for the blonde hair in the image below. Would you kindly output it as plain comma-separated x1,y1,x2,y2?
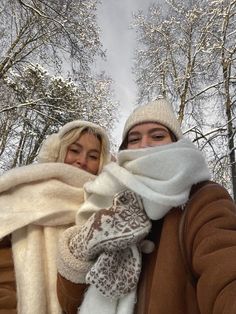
38,120,110,174
57,127,106,174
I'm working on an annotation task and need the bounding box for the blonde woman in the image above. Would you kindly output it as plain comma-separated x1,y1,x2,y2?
0,120,110,314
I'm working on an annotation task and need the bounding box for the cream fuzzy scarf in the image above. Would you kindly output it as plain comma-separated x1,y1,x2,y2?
77,139,211,314
0,163,94,314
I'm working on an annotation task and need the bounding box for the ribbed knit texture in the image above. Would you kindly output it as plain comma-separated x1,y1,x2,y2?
122,98,183,141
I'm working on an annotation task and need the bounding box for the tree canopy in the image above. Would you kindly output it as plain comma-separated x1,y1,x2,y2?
133,0,236,198
0,0,118,171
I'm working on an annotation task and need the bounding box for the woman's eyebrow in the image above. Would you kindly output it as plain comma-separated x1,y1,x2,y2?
73,142,101,154
88,149,100,154
128,131,141,137
149,127,169,133
70,142,82,147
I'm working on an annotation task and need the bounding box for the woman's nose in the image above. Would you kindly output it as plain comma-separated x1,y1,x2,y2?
139,135,149,148
76,154,87,167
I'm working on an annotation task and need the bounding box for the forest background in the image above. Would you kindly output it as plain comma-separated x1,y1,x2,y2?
0,0,235,199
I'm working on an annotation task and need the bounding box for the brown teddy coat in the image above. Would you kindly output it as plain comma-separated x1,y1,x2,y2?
57,181,236,314
0,236,16,314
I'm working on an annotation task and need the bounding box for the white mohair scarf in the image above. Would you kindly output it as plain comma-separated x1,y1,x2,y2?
0,162,95,314
77,139,211,314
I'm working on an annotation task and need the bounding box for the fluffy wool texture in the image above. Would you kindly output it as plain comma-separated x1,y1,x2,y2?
37,120,111,173
79,286,136,314
57,224,94,284
0,162,95,314
77,139,211,225
69,139,211,314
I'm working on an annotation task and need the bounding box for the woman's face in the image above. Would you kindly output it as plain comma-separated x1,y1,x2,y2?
64,132,101,175
127,122,173,149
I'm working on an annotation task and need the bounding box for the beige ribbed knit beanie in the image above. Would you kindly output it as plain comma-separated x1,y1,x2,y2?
121,98,183,143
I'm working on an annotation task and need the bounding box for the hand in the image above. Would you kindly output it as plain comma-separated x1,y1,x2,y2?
86,245,141,298
69,189,151,260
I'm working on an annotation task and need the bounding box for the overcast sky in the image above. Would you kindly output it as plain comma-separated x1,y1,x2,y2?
96,0,153,145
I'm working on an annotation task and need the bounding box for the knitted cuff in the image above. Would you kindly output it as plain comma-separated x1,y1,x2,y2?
57,226,93,284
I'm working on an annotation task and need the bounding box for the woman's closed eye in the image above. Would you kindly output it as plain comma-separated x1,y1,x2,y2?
152,133,166,140
127,124,173,149
68,145,81,153
127,136,141,144
88,154,99,160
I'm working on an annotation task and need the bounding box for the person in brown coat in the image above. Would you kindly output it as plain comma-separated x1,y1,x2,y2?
57,98,236,314
0,120,111,314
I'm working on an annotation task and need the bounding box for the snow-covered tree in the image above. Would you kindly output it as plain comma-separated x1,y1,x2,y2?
0,0,119,172
133,0,236,198
0,0,104,78
0,64,117,171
